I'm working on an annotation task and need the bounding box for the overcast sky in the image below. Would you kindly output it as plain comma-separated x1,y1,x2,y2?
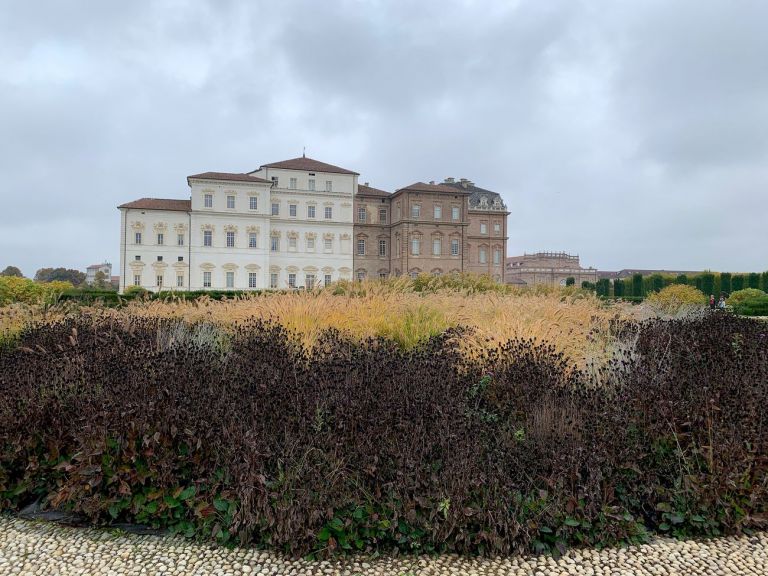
1,0,767,276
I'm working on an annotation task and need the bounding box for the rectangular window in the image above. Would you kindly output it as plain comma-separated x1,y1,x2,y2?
358,207,367,222
155,275,163,288
307,205,316,218
249,196,258,210
307,237,315,250
379,239,387,256
379,273,387,279
434,205,442,219
396,204,401,220
133,274,141,286
204,194,213,208
177,233,184,246
289,177,297,189
227,195,235,209
494,222,501,233
176,274,184,287
226,271,234,288
493,249,501,265
289,237,297,249
157,233,164,245
157,256,163,262
271,176,278,187
411,204,421,219
308,178,315,191
177,256,183,262
203,230,212,247
306,274,316,289
451,206,459,220
480,223,487,235
379,209,387,223
357,271,365,282
433,238,441,256
249,233,257,248
248,273,258,288
411,238,420,255
451,239,459,256
135,232,142,245
271,236,279,252
271,202,279,216
324,206,332,219
324,238,333,251
324,274,332,286
270,273,278,289
203,271,211,288
325,180,332,192
226,231,235,247
288,273,296,288
134,255,141,261
479,248,487,264
289,204,297,217
357,239,366,255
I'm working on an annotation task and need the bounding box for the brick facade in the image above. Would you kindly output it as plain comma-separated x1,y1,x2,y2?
353,179,509,281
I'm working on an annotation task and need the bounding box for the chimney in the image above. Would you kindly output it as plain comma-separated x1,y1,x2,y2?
444,177,455,183
364,182,369,186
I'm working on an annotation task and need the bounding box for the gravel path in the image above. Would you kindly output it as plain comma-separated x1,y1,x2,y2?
0,516,766,575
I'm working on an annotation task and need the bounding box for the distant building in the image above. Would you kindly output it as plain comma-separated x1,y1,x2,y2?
118,156,511,293
506,252,597,287
85,262,112,285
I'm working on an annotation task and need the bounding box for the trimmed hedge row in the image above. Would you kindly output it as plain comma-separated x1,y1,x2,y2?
733,296,768,317
0,314,766,557
56,289,285,306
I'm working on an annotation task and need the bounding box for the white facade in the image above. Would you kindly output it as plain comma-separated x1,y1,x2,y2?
118,158,356,292
85,262,112,285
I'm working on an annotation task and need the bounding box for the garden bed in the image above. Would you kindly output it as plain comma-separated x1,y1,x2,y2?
0,312,766,557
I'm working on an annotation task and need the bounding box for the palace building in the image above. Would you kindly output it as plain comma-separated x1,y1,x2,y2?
118,157,509,291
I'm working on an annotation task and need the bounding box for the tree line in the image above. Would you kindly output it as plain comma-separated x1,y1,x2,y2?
574,271,768,299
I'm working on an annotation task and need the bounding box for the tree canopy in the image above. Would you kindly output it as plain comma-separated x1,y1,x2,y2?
34,267,86,286
0,266,24,278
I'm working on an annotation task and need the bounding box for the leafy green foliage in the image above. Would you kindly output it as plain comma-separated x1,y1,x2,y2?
632,273,644,297
34,267,86,286
700,273,715,297
720,272,732,295
0,266,24,278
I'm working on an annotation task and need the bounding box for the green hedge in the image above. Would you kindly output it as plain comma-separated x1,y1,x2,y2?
56,289,288,307
733,296,768,317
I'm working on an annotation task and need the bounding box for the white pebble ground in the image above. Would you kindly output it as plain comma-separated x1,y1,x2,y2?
0,516,766,575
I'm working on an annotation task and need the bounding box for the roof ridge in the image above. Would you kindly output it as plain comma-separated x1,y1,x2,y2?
259,156,359,175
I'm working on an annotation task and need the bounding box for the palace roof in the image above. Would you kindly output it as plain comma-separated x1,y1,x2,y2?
356,183,391,197
187,172,272,183
396,182,468,194
258,156,359,175
118,198,191,211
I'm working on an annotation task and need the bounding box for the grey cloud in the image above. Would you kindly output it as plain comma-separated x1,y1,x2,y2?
1,0,766,277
